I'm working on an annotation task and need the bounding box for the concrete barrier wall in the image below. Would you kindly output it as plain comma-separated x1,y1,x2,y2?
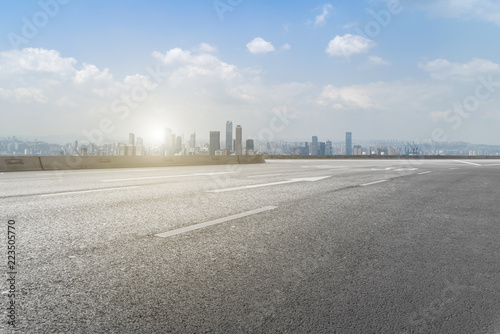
265,155,500,160
238,155,265,164
0,156,43,172
0,155,264,172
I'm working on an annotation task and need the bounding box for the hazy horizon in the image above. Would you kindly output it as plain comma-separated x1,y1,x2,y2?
1,1,499,145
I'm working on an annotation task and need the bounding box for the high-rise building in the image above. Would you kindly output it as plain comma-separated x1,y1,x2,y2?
169,134,176,155
246,139,254,154
319,142,326,156
164,128,172,156
345,132,352,155
136,137,144,156
311,136,318,155
226,121,233,152
354,145,362,155
209,131,220,155
235,125,242,155
129,133,135,146
189,133,196,149
325,141,333,155
175,136,182,154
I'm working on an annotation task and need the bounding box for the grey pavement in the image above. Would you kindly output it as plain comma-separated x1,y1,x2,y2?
1,159,499,333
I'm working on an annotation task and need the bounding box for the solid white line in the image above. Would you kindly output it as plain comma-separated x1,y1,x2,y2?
208,176,331,193
453,160,481,166
418,171,432,175
36,168,167,176
360,180,388,187
102,172,236,182
208,180,299,192
483,163,500,166
40,186,140,197
247,173,283,178
155,206,278,238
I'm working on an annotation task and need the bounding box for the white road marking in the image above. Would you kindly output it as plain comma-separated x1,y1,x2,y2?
453,160,481,166
302,165,347,169
102,172,236,182
247,173,283,178
418,171,432,175
483,163,500,167
36,168,167,176
208,176,331,193
360,180,388,187
155,206,278,238
39,186,140,197
449,168,459,170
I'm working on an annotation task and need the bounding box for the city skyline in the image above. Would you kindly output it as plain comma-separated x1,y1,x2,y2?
1,1,499,145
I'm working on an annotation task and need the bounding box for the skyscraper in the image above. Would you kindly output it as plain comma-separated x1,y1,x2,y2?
311,136,318,155
226,121,233,152
175,136,182,154
164,128,172,156
325,141,333,155
129,133,135,146
209,131,220,155
235,125,242,155
319,142,326,156
346,132,352,155
246,139,254,154
189,133,196,149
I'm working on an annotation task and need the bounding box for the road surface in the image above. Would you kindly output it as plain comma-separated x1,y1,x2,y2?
1,159,499,333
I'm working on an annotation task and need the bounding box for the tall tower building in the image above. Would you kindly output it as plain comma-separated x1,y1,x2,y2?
209,131,220,155
325,141,333,155
169,134,176,155
175,136,182,154
319,142,326,156
235,125,242,155
164,128,172,156
226,121,233,152
245,139,254,154
189,133,196,149
129,133,135,146
345,132,352,155
311,136,318,155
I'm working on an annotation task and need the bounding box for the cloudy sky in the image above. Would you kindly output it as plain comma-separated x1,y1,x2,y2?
1,0,499,145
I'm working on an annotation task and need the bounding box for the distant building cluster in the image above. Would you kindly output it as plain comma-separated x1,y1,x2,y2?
2,129,500,157
101,121,256,157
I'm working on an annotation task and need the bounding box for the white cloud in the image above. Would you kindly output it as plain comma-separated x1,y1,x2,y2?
0,48,76,75
280,43,291,51
196,43,217,53
419,58,500,81
368,56,391,66
343,22,358,29
415,0,500,26
430,110,450,121
246,37,275,54
315,4,333,26
326,34,376,58
317,80,451,112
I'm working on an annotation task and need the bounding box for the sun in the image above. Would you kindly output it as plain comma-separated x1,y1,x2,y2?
152,128,164,143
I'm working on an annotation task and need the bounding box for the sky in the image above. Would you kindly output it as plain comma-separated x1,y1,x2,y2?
0,0,499,145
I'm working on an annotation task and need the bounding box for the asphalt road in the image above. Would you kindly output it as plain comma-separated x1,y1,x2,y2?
1,159,500,333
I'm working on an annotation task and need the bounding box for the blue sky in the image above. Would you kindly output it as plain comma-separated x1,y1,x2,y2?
1,0,500,145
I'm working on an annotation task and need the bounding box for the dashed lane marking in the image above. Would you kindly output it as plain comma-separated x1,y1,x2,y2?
453,160,481,166
39,186,141,197
360,180,388,187
155,206,278,238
